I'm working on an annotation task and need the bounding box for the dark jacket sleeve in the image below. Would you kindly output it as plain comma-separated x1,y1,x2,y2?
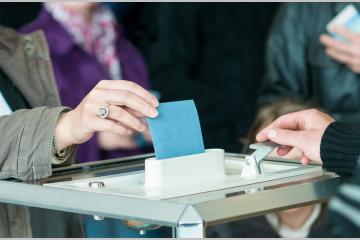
318,122,360,236
309,121,360,237
320,122,360,177
259,3,311,106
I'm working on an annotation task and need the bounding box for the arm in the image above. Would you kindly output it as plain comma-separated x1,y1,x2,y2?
0,80,160,181
256,109,359,177
320,122,360,176
259,4,310,106
0,106,75,180
255,109,360,236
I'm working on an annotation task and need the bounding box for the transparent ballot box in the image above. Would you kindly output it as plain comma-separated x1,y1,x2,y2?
0,152,339,238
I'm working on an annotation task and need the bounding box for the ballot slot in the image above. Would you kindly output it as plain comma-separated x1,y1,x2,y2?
144,148,226,189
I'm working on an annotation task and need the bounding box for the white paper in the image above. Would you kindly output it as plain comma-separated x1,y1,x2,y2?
327,4,358,32
0,91,12,116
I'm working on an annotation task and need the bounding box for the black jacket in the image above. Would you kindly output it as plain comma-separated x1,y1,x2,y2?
259,3,360,123
146,3,278,152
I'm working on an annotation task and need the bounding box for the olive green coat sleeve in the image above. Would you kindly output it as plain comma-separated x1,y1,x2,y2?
0,106,74,180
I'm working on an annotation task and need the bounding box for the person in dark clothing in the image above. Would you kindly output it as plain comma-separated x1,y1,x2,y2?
259,3,360,124
0,3,41,29
257,109,360,237
145,3,278,152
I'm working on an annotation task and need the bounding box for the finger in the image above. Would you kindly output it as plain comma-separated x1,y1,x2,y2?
96,89,159,118
96,80,159,107
107,105,146,132
325,48,353,64
301,154,311,165
256,111,307,142
277,146,293,156
92,118,132,135
320,34,353,55
347,64,360,73
333,26,360,43
123,106,147,118
265,128,307,152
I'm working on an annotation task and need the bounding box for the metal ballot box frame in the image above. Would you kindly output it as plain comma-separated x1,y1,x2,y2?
0,153,340,238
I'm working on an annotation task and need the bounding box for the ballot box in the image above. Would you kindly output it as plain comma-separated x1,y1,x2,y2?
0,152,339,238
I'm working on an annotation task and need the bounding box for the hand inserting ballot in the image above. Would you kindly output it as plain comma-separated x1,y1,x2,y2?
256,109,335,165
54,80,159,150
320,26,360,73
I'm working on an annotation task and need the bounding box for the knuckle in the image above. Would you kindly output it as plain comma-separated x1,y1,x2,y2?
126,81,139,91
308,108,320,117
96,80,109,88
119,91,131,103
83,102,93,112
88,88,100,99
114,107,125,119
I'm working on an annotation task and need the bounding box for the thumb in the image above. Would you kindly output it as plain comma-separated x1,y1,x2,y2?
267,128,307,151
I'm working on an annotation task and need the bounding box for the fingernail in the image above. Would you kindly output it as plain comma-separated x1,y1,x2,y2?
267,129,277,139
153,96,159,107
149,108,158,118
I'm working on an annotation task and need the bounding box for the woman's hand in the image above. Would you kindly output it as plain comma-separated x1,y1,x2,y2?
98,132,137,150
55,80,159,150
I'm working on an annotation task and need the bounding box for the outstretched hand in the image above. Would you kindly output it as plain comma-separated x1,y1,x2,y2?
256,109,335,165
55,80,159,150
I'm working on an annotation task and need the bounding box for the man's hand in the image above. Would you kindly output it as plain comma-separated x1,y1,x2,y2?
320,26,360,73
256,109,335,165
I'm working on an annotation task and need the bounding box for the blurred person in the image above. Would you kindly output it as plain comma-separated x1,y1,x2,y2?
208,100,329,237
256,109,360,237
260,3,360,132
146,3,278,153
21,2,153,165
0,26,158,237
0,3,40,29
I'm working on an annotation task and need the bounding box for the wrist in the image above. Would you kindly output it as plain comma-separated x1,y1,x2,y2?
320,121,359,176
55,110,77,150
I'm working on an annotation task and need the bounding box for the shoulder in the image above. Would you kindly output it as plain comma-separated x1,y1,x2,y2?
0,26,47,58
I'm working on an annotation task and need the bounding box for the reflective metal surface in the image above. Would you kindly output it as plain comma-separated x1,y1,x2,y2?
0,153,340,237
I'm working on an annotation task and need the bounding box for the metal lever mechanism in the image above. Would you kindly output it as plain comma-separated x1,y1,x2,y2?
241,142,280,178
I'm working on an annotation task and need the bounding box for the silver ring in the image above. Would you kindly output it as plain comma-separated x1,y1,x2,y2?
97,106,109,119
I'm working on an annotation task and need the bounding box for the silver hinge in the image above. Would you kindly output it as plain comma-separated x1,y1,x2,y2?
241,142,280,178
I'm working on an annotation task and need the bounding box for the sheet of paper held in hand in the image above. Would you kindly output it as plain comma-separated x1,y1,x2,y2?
327,4,360,40
147,100,205,160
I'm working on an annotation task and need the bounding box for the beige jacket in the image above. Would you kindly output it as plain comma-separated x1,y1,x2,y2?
0,27,80,237
0,26,76,180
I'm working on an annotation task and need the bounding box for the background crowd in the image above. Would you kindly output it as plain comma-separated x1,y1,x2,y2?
0,2,359,238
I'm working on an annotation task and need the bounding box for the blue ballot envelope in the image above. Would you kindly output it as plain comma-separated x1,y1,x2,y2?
147,100,205,160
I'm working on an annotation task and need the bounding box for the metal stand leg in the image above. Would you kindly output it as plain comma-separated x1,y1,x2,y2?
176,222,205,238
175,206,205,238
